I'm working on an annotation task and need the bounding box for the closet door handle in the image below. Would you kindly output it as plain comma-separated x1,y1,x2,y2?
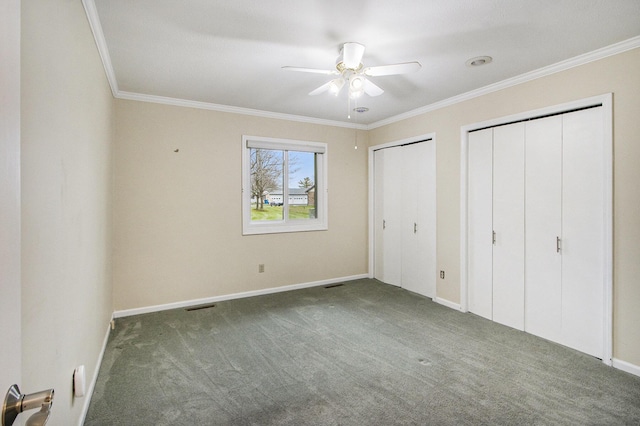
414,223,417,234
492,231,496,245
383,219,386,230
556,236,561,253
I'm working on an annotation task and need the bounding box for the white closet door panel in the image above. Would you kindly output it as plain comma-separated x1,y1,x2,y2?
381,146,403,286
467,129,493,320
524,116,563,343
418,141,437,298
374,150,385,280
561,107,605,358
402,144,420,292
492,123,525,330
402,142,436,298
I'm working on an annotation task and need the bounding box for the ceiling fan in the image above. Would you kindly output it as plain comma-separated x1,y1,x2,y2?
282,42,421,99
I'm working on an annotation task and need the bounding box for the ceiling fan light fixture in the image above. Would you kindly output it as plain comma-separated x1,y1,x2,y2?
284,41,418,109
349,75,365,90
348,75,365,99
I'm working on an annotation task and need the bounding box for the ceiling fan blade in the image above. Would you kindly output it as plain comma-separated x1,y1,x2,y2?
342,42,365,69
363,78,384,97
282,66,338,75
308,81,332,96
363,61,422,77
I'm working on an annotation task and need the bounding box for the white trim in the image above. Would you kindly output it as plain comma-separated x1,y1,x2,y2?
612,358,640,378
78,319,112,426
241,135,328,235
601,93,614,366
460,93,612,134
82,0,119,97
246,136,326,153
459,94,613,365
367,145,376,279
367,133,436,282
434,297,462,312
117,91,368,130
0,0,22,397
369,133,435,151
368,36,640,129
459,126,469,313
113,274,368,318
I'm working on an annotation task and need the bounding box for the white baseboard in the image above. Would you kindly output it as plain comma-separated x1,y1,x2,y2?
113,274,369,318
78,318,112,426
434,297,463,311
612,358,640,378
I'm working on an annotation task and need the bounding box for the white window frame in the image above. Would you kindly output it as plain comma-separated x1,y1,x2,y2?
242,135,328,235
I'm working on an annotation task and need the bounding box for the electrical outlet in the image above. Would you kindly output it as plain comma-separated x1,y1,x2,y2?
440,270,445,279
258,264,265,273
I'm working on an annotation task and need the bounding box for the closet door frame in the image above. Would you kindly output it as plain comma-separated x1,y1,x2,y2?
368,133,437,294
460,94,613,365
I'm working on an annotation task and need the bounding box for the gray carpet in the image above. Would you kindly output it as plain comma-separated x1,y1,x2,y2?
85,279,640,425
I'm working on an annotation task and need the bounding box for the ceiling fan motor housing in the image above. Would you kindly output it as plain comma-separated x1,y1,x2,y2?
340,42,366,69
335,60,363,73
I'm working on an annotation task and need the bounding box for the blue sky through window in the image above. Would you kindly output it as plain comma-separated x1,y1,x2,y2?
289,152,315,188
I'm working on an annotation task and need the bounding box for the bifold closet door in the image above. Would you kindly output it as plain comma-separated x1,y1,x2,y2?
401,142,436,298
374,151,385,281
467,106,606,359
525,115,563,344
561,107,604,358
467,129,493,320
374,142,436,297
417,141,436,298
467,123,525,329
492,123,525,330
525,108,604,358
374,147,402,286
525,115,562,342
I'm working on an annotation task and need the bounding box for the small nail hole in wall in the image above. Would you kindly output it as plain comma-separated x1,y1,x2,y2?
174,149,179,152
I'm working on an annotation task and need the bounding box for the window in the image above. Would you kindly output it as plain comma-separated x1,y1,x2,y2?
242,136,328,235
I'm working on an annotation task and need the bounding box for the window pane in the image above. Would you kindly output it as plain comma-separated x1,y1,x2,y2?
288,151,317,220
242,135,327,235
250,148,283,221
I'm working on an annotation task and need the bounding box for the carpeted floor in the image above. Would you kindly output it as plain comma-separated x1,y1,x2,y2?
84,279,640,425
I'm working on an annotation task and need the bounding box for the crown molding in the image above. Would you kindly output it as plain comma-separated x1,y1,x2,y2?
368,35,640,129
116,91,368,130
82,0,118,97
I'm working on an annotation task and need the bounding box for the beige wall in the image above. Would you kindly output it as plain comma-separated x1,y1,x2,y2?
21,1,114,424
368,48,640,366
112,100,369,310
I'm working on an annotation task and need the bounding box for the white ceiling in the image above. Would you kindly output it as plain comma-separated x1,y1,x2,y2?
88,0,640,127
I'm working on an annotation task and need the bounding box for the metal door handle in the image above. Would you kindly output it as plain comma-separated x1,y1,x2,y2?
492,230,496,245
414,223,417,234
556,236,561,253
2,385,54,426
383,219,386,230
